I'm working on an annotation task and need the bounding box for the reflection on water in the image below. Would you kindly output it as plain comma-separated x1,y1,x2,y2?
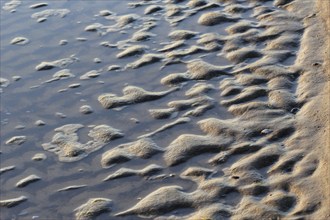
1,0,240,219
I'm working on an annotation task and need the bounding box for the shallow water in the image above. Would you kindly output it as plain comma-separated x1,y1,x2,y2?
1,1,230,219
1,0,309,219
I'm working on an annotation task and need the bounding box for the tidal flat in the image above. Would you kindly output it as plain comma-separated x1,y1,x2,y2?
1,0,329,219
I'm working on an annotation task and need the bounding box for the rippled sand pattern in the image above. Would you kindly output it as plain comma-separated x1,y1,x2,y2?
1,0,329,219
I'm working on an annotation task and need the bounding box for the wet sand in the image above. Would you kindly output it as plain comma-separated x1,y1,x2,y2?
1,0,329,219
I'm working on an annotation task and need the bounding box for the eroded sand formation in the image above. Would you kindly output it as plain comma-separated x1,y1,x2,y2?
1,0,329,219
42,124,123,162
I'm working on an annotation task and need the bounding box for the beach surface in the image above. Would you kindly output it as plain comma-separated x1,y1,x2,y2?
1,0,329,219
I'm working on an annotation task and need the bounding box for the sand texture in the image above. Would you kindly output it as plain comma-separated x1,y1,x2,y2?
0,0,329,219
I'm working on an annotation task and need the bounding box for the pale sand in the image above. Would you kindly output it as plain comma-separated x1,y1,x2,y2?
277,0,330,219
295,0,330,218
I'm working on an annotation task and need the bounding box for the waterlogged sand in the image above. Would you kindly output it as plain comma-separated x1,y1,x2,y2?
1,0,329,219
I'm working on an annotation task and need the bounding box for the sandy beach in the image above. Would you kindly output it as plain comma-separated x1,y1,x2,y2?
1,0,329,219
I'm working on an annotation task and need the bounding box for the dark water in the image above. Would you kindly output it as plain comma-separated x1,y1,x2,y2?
0,0,237,219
